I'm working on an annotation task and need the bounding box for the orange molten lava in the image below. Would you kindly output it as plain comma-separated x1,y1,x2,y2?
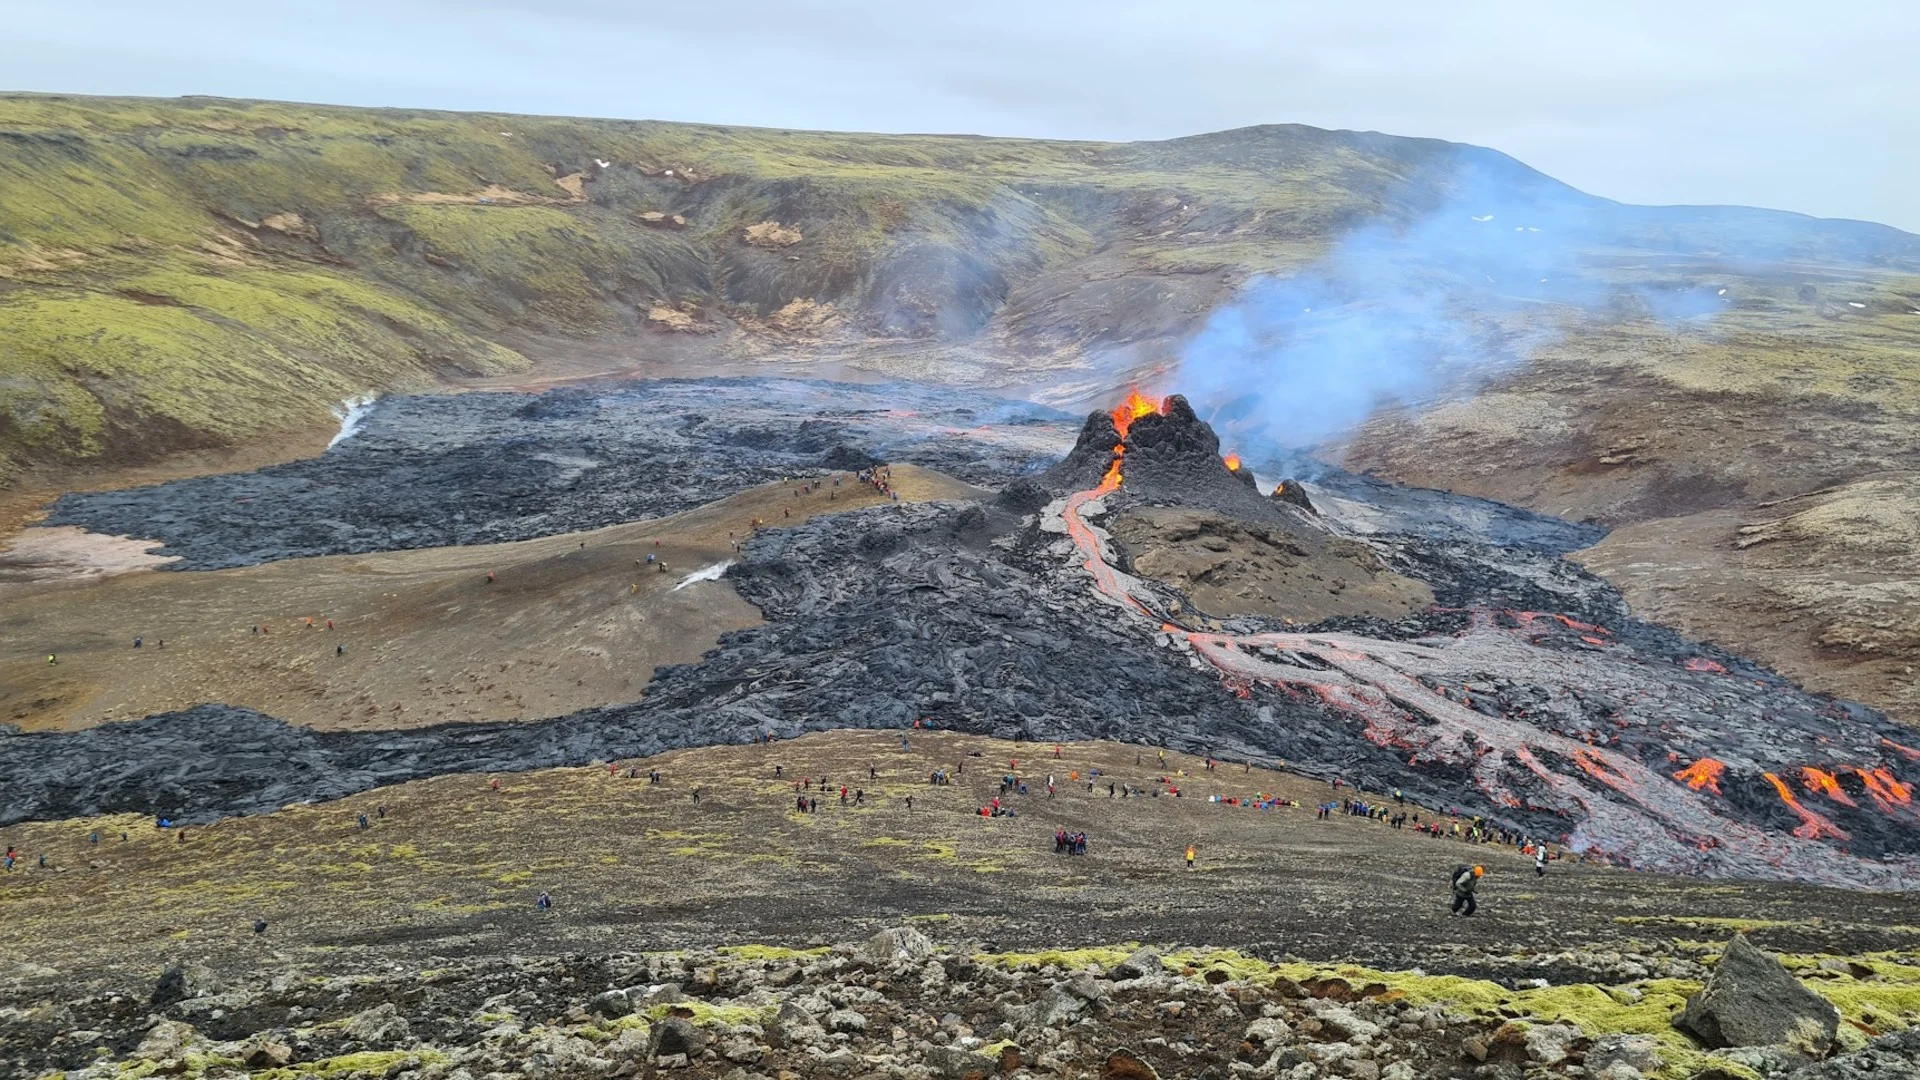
1224,452,1242,471
1110,389,1163,437
1673,758,1725,795
1800,767,1858,807
1858,767,1914,811
1100,390,1168,488
1763,771,1851,841
1099,443,1125,491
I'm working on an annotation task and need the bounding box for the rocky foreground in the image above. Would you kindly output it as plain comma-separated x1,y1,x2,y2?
8,928,1919,1080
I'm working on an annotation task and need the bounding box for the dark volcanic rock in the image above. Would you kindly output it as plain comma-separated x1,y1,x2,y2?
1676,936,1839,1054
1121,395,1283,521
1785,1027,1920,1079
151,963,221,1008
46,379,1075,570
1040,410,1125,492
8,385,1920,890
1272,478,1315,512
1041,394,1300,526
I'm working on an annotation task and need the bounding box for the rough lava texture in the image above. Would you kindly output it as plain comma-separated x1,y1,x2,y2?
1676,935,1840,1057
5,385,1919,891
7,933,1918,1080
43,378,1076,570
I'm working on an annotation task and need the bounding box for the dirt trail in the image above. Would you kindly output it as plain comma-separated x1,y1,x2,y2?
0,466,980,733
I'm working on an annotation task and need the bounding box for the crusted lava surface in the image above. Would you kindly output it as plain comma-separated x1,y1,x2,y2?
43,379,1076,571
5,383,1918,890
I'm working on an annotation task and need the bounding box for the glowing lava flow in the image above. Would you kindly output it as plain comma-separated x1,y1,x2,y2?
1097,389,1166,492
1801,767,1858,807
1673,758,1726,795
1045,441,1919,884
1058,469,1152,619
1858,767,1914,812
1764,772,1851,841
1110,389,1162,436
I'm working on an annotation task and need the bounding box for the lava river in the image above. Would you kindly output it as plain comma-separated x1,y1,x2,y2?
1047,407,1920,889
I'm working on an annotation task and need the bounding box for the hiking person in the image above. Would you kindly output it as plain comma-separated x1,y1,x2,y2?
46,653,56,665
1450,864,1483,917
1185,844,1196,870
254,919,268,936
336,643,345,656
536,891,551,911
134,637,142,648
357,813,369,830
1535,847,1548,878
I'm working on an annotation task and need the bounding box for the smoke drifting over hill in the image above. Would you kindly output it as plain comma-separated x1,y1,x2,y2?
1174,152,1734,465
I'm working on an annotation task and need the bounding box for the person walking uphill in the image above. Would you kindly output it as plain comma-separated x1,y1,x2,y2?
1450,864,1483,917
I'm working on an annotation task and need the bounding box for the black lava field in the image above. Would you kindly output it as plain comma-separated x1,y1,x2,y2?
11,379,1920,891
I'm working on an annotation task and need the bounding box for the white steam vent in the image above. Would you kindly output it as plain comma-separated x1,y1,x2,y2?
672,561,735,591
327,395,378,449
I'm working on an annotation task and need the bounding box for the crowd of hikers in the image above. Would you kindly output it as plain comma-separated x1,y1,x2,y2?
544,731,1567,920
4,703,1566,934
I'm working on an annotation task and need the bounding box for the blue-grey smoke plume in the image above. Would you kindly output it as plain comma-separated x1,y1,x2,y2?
1174,149,1730,469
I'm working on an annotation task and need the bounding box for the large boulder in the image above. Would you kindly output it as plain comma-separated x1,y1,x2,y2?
1111,948,1164,981
150,962,222,1007
1674,936,1838,1056
862,926,935,962
648,1015,707,1060
133,1020,203,1062
343,1002,413,1046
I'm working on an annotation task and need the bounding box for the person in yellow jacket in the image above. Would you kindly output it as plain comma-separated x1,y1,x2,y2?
1185,843,1197,870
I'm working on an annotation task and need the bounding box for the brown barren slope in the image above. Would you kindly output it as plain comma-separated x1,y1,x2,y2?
0,466,980,732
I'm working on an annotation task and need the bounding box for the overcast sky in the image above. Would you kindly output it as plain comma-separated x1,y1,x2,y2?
8,1,1914,232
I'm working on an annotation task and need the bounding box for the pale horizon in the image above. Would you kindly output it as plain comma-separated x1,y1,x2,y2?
7,0,1915,233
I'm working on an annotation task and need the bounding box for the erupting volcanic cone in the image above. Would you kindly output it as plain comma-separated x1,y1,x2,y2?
1041,392,1300,522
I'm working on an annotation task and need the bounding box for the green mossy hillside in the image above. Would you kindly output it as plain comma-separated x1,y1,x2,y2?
3,92,1916,478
